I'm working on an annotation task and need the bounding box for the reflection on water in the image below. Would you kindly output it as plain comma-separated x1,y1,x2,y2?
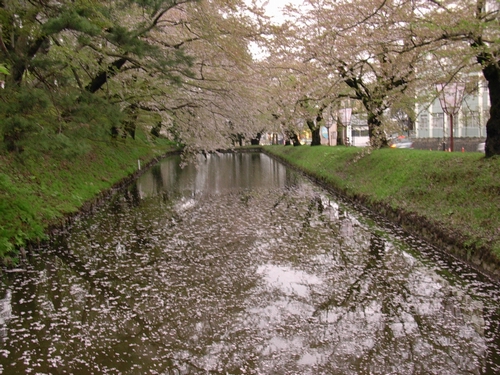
137,152,292,199
0,152,499,374
257,264,322,298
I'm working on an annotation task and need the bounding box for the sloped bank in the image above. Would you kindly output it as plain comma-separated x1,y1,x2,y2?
261,145,500,281
44,148,181,239
0,136,180,264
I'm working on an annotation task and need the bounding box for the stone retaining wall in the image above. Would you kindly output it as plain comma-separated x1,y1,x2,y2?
412,137,485,152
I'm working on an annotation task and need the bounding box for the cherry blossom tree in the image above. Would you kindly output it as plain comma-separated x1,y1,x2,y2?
257,0,429,147
0,0,266,153
417,0,500,156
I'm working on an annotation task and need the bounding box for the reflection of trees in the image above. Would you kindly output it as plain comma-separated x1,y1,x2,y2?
314,233,385,315
1,267,55,374
310,228,487,374
123,184,142,208
12,188,267,374
135,164,166,200
301,195,324,231
0,289,11,342
0,201,213,373
270,183,334,244
485,306,500,374
0,155,497,374
20,247,214,374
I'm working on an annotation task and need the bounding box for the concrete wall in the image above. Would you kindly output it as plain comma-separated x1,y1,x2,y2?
412,137,485,152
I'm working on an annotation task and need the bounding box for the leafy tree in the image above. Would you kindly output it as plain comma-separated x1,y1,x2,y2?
418,0,500,157
253,0,489,150
258,62,306,145
0,0,265,154
298,0,430,147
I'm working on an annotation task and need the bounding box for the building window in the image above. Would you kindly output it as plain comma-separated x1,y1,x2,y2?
432,113,443,138
352,127,369,137
421,113,429,130
464,111,478,127
433,113,443,129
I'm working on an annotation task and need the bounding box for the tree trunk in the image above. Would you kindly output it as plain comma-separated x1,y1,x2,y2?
151,121,162,137
250,132,261,145
85,58,128,93
10,62,26,86
482,64,500,157
8,36,49,86
306,119,322,146
285,130,301,146
336,125,345,145
367,112,389,148
311,127,321,145
291,132,301,146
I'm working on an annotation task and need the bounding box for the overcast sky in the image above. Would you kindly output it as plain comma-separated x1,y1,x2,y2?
257,0,304,23
246,0,305,59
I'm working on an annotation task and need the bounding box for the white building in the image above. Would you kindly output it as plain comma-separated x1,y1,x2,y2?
414,78,489,140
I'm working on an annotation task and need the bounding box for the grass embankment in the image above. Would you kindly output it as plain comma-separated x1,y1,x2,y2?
264,145,500,275
0,131,178,264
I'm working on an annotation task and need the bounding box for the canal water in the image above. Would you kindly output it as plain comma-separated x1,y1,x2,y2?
0,152,499,375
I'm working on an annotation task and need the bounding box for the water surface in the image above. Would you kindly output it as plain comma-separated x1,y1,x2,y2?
0,152,499,374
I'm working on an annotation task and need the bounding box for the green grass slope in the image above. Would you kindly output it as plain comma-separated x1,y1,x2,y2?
0,131,177,264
